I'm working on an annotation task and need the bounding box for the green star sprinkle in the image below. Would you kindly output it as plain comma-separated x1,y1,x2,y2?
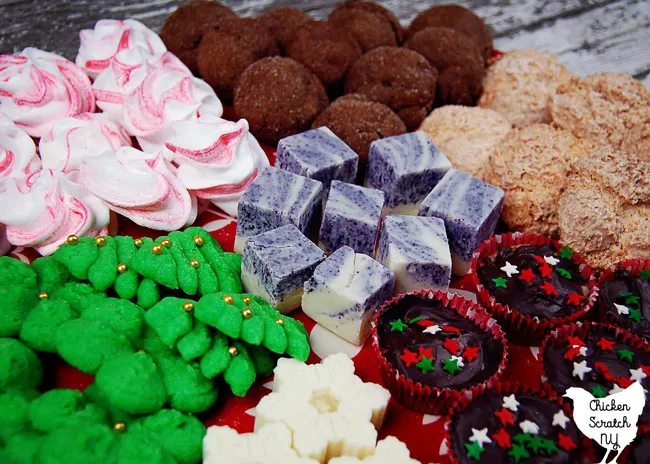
508,444,530,463
559,246,574,260
556,268,572,279
513,433,533,445
416,356,435,374
408,316,424,324
389,319,408,332
629,308,642,322
465,441,485,460
640,270,650,281
618,348,634,363
540,438,558,454
619,292,640,306
443,357,462,375
492,277,508,288
528,436,546,455
592,385,607,398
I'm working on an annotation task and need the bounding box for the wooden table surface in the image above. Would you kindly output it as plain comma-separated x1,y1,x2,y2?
0,0,648,88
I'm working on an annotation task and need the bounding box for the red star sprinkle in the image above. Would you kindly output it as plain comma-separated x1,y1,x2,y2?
564,347,582,361
567,336,586,347
442,326,461,334
519,268,536,284
443,338,461,355
463,346,480,363
596,339,616,351
533,256,546,264
492,428,511,449
557,434,577,452
400,349,419,367
418,346,434,360
416,320,434,327
594,362,617,383
540,264,553,279
494,407,515,427
618,377,633,388
642,365,650,377
567,292,585,306
540,281,558,296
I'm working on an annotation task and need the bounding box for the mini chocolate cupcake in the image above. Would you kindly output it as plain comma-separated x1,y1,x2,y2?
447,385,587,463
622,428,650,463
598,259,650,340
541,322,650,425
470,233,598,345
371,289,507,414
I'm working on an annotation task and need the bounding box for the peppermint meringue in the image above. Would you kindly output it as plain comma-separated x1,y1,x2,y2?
0,48,95,137
165,113,269,216
80,146,197,230
0,114,41,192
39,112,131,173
76,19,166,79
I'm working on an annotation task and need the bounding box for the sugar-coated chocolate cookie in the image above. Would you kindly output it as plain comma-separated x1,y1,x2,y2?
328,2,400,52
257,7,311,52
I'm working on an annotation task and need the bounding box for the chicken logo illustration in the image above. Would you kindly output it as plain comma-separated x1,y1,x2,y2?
564,381,645,463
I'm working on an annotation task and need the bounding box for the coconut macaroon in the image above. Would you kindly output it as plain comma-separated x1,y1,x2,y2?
551,71,650,159
479,49,574,128
420,105,511,180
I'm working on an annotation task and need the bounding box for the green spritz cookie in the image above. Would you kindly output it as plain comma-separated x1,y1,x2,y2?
87,236,118,292
28,389,108,433
169,231,218,295
199,331,231,379
53,236,99,280
0,338,42,393
50,282,106,315
157,236,198,296
130,238,179,290
36,424,115,464
145,297,194,349
31,256,71,294
176,321,212,362
114,236,140,300
1,431,45,464
0,391,32,444
19,298,77,352
0,256,39,337
223,341,256,397
80,298,145,346
137,278,161,309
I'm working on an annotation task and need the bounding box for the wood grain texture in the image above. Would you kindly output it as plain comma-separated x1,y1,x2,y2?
0,0,648,87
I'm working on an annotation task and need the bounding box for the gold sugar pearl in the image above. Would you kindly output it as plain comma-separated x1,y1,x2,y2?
189,259,200,268
242,296,252,306
160,238,171,248
183,302,194,312
193,235,204,246
222,295,234,305
241,308,253,319
38,292,49,300
66,234,79,245
151,244,163,255
94,236,107,247
117,263,128,274
228,346,239,357
113,422,127,433
134,238,144,248
138,349,146,353
275,318,284,326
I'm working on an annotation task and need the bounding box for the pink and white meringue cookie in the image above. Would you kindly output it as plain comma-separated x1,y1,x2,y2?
0,48,95,138
0,224,10,256
1,169,111,256
0,114,41,192
39,112,131,173
76,19,166,79
164,113,269,217
80,146,197,230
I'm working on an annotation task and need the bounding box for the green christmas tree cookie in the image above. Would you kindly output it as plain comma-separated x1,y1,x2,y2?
28,389,108,433
80,298,145,346
53,236,99,280
31,256,71,295
145,298,194,348
19,298,77,352
0,256,39,337
0,338,42,393
87,236,118,292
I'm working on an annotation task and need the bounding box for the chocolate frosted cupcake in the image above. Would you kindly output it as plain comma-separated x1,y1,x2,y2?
471,233,598,345
371,290,507,414
541,322,650,425
447,386,586,463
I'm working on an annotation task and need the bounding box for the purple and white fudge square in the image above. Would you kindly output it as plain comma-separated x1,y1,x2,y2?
318,180,384,256
375,215,451,294
364,131,451,215
241,224,326,313
418,169,504,276
234,166,323,254
276,127,358,193
303,246,394,345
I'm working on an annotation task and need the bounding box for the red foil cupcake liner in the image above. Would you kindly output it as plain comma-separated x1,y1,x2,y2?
468,232,599,346
444,381,594,464
370,289,508,415
597,258,650,327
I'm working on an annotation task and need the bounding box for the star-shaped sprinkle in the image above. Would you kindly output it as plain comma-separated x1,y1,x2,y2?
451,355,465,368
556,268,572,279
540,438,558,454
512,433,532,445
597,339,616,351
520,420,540,435
492,428,511,449
418,346,434,359
508,444,530,463
540,281,558,296
443,357,462,375
464,441,485,460
591,385,607,398
618,376,633,388
494,407,515,426
564,347,582,361
618,349,634,363
614,303,630,315
528,436,546,455
423,324,442,335
519,268,536,284
559,246,574,259
442,325,461,334
630,367,648,382
642,365,650,377
540,264,553,279
572,360,592,380
400,349,419,367
502,394,520,412
552,410,570,429
409,316,425,324
557,434,577,452
567,336,585,347
443,338,461,355
532,256,546,264
416,356,436,374
493,277,508,288
469,428,492,447
609,384,625,395
390,319,408,332
579,346,588,356
567,292,584,306
501,261,519,277
463,346,480,363
544,256,560,266
629,308,642,322
619,292,640,306
640,269,650,281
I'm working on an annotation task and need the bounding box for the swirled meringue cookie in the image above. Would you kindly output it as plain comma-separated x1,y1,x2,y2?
1,169,111,256
0,48,95,137
0,114,41,193
76,19,167,79
39,112,131,173
80,146,197,230
164,112,269,217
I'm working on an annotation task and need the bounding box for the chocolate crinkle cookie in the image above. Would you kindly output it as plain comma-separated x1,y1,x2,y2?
234,57,328,146
312,94,407,162
285,20,362,90
334,1,404,43
197,17,280,101
344,46,437,130
408,4,493,63
160,0,236,74
404,27,484,106
328,2,400,52
257,7,311,53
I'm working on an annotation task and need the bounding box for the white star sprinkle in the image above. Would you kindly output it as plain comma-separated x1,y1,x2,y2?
630,368,648,382
423,325,442,335
552,410,570,429
520,420,540,435
614,303,630,315
572,360,592,381
502,394,520,412
451,355,465,368
469,428,492,447
544,256,560,266
579,347,588,357
609,384,625,395
500,261,519,277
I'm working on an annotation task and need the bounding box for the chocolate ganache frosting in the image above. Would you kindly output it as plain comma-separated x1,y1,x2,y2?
600,269,650,340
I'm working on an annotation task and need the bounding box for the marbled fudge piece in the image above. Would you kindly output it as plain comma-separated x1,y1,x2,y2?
303,246,394,345
276,127,358,193
318,181,384,256
242,224,326,313
376,215,451,294
419,169,504,276
364,131,451,215
235,166,323,254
